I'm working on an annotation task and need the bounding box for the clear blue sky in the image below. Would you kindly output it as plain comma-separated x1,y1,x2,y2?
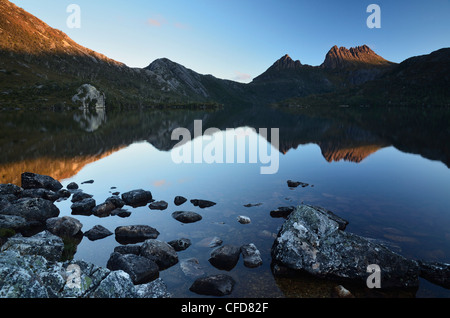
10,0,450,83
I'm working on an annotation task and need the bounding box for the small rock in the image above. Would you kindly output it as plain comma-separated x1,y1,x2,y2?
287,180,308,188
121,189,153,207
106,252,159,284
237,215,251,224
105,196,125,209
70,198,95,215
168,238,191,251
66,182,79,190
240,243,263,268
115,225,160,244
140,239,178,270
81,180,94,184
45,216,83,237
149,200,168,210
172,211,202,223
189,274,235,296
174,196,187,206
243,203,262,207
92,201,116,217
270,206,295,218
71,191,93,203
190,199,216,208
209,244,240,271
84,225,113,241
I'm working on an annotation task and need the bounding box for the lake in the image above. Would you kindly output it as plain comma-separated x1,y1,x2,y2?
1,104,449,298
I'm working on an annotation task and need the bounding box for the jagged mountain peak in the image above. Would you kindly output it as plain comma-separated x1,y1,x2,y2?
321,44,392,69
270,54,302,71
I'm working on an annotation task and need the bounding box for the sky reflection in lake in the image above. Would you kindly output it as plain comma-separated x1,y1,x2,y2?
54,127,450,297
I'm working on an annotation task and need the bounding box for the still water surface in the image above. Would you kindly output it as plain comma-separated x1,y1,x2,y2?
1,105,449,297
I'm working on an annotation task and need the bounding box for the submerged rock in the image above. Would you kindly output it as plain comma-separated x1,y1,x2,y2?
271,204,420,289
180,258,205,278
172,211,202,223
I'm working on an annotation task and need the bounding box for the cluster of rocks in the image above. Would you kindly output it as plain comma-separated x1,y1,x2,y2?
0,172,262,298
3,172,449,298
271,204,450,292
0,231,170,298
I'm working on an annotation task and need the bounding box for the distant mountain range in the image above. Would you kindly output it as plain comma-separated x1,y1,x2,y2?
0,0,449,108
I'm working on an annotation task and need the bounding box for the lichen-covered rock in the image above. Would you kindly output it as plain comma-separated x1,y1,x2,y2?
0,231,170,298
1,231,64,262
271,205,420,289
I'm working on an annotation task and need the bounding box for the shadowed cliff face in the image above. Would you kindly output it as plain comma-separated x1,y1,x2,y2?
0,105,448,184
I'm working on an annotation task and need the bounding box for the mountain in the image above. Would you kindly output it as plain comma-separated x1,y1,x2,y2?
279,47,450,107
247,45,395,103
0,0,448,108
0,0,217,108
320,45,393,69
144,58,248,105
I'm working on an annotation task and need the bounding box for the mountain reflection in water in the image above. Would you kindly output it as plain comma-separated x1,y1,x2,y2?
1,105,449,298
1,105,448,184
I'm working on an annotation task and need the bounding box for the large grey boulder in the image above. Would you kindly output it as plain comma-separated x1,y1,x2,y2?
271,205,420,289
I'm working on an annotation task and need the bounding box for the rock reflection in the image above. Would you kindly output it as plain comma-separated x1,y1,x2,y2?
73,106,106,132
